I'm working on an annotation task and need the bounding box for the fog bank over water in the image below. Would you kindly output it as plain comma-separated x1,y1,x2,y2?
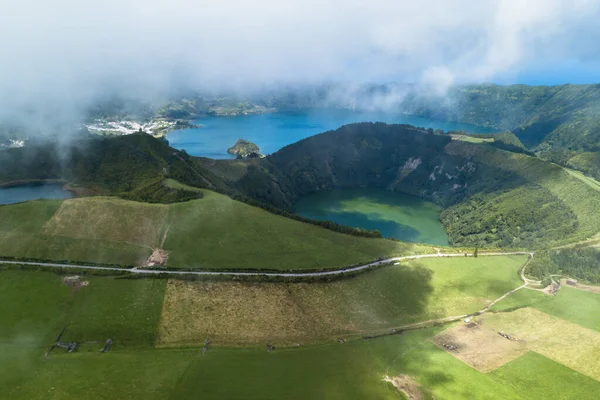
2,0,600,129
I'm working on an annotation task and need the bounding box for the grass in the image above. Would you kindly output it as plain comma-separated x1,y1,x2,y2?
0,231,149,265
527,287,600,332
163,190,430,270
3,349,194,400
0,200,61,233
2,267,599,399
0,269,168,398
490,351,600,400
0,198,154,266
484,307,600,380
491,286,600,332
157,255,527,346
0,191,433,270
163,178,204,192
564,166,600,193
0,270,166,348
44,197,168,248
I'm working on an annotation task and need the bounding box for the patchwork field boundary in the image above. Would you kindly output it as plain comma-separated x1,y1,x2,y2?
0,251,533,277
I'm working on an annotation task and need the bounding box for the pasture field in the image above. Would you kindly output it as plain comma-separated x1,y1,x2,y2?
530,287,600,332
490,351,600,400
478,308,600,380
162,190,430,270
157,255,527,346
0,190,433,270
0,200,61,233
43,197,168,248
0,198,153,266
491,286,600,332
2,266,600,399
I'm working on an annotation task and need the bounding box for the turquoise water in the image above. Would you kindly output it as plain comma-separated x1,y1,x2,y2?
294,188,449,246
168,109,498,158
0,183,72,205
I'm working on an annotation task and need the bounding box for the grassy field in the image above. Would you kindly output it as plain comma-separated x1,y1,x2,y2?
491,286,600,332
0,191,433,269
44,197,168,248
483,307,600,380
490,351,600,400
157,255,527,346
2,267,600,399
0,269,168,398
0,198,153,265
162,191,430,270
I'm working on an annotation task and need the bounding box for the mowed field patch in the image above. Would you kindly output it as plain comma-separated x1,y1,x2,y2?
44,197,168,248
433,322,527,372
437,308,600,380
157,256,527,346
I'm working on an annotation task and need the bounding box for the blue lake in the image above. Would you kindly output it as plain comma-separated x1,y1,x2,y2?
0,183,72,205
168,109,499,158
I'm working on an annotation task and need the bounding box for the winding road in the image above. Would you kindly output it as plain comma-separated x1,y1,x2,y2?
0,251,533,277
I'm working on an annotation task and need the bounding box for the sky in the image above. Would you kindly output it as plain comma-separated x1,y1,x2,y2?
1,0,600,124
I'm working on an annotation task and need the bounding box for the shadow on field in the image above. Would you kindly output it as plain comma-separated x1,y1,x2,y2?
377,263,435,321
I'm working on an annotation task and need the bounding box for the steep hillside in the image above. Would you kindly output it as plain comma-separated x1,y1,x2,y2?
0,133,229,203
209,123,600,248
401,83,600,178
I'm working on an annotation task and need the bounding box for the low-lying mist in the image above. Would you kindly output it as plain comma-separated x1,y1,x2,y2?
1,0,599,134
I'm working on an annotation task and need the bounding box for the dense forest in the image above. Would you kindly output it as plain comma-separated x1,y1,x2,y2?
529,247,600,284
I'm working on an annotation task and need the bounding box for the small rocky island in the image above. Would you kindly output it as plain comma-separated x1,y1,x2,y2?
227,139,264,159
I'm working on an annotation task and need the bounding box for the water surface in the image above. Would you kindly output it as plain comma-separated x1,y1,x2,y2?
0,183,72,205
168,109,498,158
294,188,449,246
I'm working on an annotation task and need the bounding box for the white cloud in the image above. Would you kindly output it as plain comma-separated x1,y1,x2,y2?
0,0,599,123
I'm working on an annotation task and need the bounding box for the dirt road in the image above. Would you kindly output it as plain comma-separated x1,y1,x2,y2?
0,251,533,277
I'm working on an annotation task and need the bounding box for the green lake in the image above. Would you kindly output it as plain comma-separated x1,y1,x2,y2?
294,188,449,246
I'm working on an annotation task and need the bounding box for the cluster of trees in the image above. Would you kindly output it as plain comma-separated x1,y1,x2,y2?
441,184,578,248
528,247,600,284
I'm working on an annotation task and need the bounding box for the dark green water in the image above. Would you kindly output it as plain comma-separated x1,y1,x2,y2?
294,188,449,246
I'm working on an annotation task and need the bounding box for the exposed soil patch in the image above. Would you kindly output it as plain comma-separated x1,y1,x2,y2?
63,275,89,293
384,375,425,400
147,247,169,267
561,278,600,294
434,319,526,372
